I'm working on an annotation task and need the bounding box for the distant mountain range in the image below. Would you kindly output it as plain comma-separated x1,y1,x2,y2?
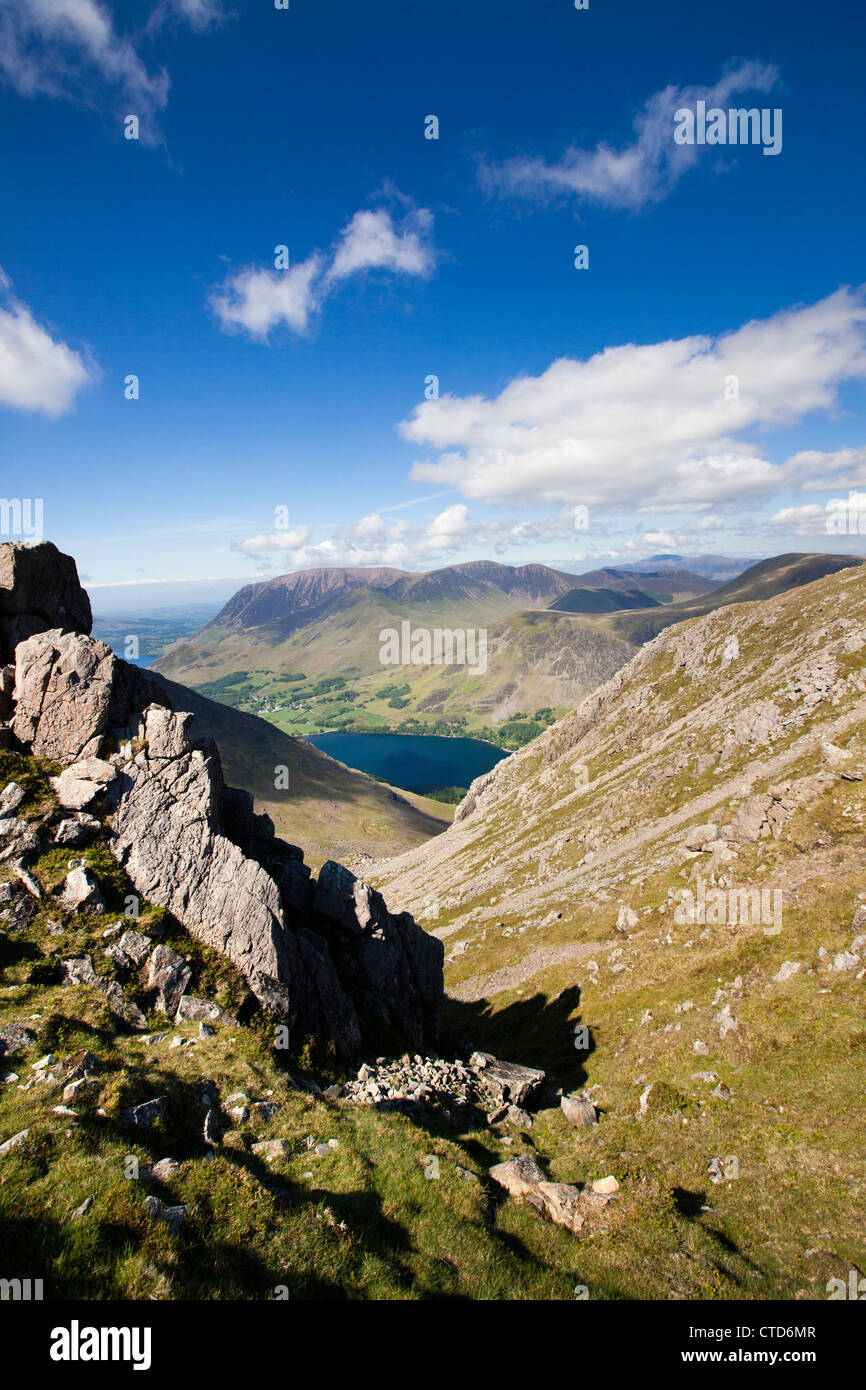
613,552,763,581
154,559,722,743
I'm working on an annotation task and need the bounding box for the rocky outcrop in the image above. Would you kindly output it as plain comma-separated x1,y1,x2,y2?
0,542,92,664
0,543,443,1060
105,698,442,1053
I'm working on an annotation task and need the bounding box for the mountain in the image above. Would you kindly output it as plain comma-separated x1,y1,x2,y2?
154,556,856,748
153,560,639,743
3,541,865,1301
365,556,866,1296
553,566,717,601
550,587,663,614
613,553,764,581
602,552,865,644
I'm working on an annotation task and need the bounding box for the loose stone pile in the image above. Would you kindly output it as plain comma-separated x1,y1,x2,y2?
341,1049,546,1126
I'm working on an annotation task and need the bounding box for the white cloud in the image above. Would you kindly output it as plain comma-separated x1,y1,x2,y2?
0,269,96,415
326,207,436,283
0,0,170,132
480,60,780,211
767,504,828,535
166,0,223,29
780,445,866,494
234,526,312,553
210,257,323,340
0,0,227,136
233,504,591,569
213,202,437,341
642,531,677,549
401,287,866,510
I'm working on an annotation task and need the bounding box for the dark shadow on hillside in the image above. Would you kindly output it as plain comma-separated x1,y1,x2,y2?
442,985,593,1093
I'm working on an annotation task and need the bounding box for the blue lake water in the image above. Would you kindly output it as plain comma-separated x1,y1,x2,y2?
305,731,508,792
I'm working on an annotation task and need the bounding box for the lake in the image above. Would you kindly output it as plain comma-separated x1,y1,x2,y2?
305,731,508,793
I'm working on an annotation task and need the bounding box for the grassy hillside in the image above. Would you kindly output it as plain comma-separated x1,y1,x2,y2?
368,559,866,1296
0,753,583,1301
550,587,662,614
602,553,864,644
156,586,636,743
4,560,865,1301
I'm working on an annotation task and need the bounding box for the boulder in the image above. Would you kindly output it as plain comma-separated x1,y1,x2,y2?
0,781,26,817
175,995,236,1026
143,1196,187,1232
0,541,92,663
146,944,192,1016
54,813,102,847
561,1094,598,1128
468,1052,545,1107
489,1157,586,1235
124,1096,167,1129
616,904,639,933
252,1139,292,1161
0,1022,36,1057
118,929,152,966
0,1127,30,1155
59,866,104,915
684,823,720,852
50,760,116,811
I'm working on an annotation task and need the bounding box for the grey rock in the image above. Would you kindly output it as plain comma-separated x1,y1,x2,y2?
101,980,148,1031
0,815,43,864
252,1139,292,1161
561,1094,598,1128
175,994,235,1026
469,1052,546,1107
0,781,26,817
143,1195,187,1233
203,1108,221,1146
150,1158,180,1181
54,813,101,846
0,541,92,663
0,1127,30,1155
61,954,98,986
251,1101,281,1120
50,775,102,811
104,943,131,970
70,1196,94,1219
489,1154,546,1191
616,904,640,933
59,866,104,915
146,944,192,1016
118,929,152,966
124,1096,167,1129
0,1022,36,1057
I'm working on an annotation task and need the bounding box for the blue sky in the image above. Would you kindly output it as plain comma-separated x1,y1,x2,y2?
1,0,865,609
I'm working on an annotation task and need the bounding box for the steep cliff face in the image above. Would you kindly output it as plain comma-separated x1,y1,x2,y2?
0,540,92,663
0,543,442,1058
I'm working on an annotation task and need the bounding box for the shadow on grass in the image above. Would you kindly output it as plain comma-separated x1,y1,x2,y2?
443,984,592,1091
